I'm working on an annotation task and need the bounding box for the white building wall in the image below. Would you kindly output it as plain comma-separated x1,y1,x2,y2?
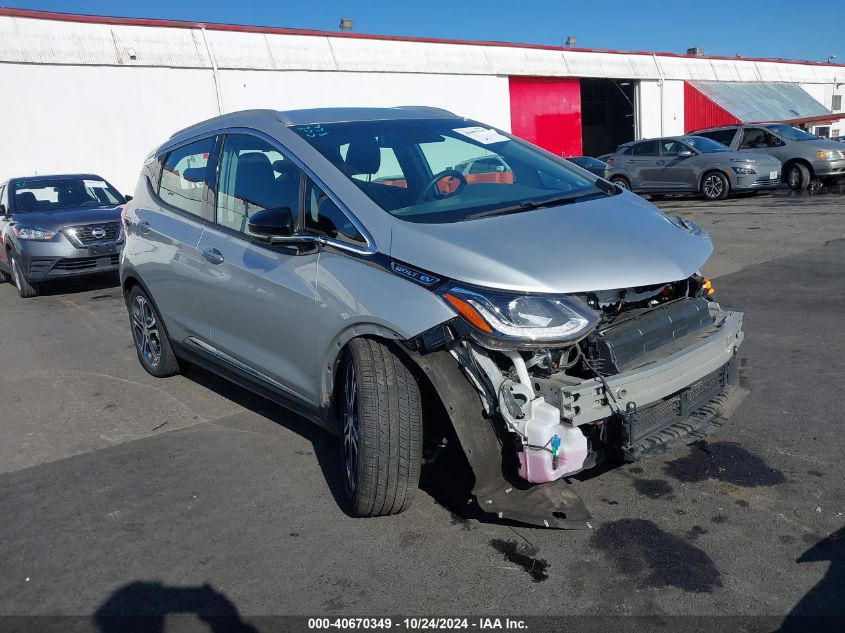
0,62,510,192
217,71,512,132
0,64,220,193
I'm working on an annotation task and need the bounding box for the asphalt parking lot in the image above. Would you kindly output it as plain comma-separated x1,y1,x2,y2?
1,187,844,629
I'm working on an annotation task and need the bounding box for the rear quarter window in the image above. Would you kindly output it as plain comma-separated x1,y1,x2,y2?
698,129,737,146
158,137,215,218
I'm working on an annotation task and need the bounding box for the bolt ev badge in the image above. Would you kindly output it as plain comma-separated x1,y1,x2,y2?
390,261,439,286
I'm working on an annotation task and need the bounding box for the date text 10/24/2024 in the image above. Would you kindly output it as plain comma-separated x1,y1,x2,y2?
308,618,528,630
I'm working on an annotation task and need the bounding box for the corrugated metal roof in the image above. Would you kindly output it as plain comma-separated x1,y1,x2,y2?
689,81,832,122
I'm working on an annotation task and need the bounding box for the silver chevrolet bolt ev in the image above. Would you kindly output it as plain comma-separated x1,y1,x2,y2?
121,108,746,528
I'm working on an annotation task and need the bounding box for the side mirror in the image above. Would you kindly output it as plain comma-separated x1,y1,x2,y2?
124,194,133,203
678,150,694,158
248,206,294,241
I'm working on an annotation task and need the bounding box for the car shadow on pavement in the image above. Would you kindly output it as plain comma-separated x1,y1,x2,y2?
779,527,845,633
181,365,353,516
94,581,259,633
184,363,481,523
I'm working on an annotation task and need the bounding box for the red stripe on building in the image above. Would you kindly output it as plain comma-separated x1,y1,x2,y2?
684,82,740,133
509,77,582,157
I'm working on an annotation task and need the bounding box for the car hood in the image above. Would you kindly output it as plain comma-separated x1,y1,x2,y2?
809,138,845,151
389,193,713,294
11,206,123,230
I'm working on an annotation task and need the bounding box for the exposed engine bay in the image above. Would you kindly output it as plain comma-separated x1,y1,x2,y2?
406,274,746,528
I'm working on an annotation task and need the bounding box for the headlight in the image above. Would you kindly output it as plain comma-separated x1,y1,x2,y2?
817,150,844,160
440,286,600,348
731,166,757,175
665,215,709,238
14,226,57,241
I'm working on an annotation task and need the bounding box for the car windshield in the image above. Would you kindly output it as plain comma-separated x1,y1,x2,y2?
764,124,819,141
12,177,123,212
683,136,729,153
291,118,609,224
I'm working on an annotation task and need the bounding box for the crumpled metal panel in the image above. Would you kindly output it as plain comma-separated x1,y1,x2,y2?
689,80,832,122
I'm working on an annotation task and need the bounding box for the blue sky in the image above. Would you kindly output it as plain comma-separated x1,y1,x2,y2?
5,0,842,63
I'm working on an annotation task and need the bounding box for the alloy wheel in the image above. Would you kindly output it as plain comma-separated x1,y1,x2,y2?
132,295,162,368
703,175,724,199
612,178,629,190
788,167,800,188
11,257,20,289
342,360,360,493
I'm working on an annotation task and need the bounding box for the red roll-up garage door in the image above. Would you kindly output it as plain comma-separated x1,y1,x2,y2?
509,77,582,157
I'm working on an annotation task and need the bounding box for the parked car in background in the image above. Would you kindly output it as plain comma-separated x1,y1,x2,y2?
606,135,781,200
566,156,609,178
121,107,745,529
833,136,845,144
693,123,845,189
453,154,514,184
0,174,128,297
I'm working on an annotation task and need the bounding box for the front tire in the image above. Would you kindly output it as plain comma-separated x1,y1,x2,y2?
340,338,422,517
610,176,631,190
701,171,729,200
786,163,810,190
128,285,181,377
10,252,38,298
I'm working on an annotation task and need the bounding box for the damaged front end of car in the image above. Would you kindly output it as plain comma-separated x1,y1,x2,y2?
403,274,747,529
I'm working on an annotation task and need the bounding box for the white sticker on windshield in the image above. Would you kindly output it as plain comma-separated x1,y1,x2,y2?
453,126,509,145
83,179,107,189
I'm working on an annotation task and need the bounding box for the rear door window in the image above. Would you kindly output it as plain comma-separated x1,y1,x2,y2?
159,138,215,218
740,128,781,149
698,129,737,146
630,140,659,156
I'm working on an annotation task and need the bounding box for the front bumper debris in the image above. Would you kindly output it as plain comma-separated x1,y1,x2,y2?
537,309,744,426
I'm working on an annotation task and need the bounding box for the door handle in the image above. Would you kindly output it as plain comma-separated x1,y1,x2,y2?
201,247,225,265
656,160,666,165
135,219,151,234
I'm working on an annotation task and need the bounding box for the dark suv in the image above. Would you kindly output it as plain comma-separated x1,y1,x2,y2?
693,124,845,189
0,174,128,297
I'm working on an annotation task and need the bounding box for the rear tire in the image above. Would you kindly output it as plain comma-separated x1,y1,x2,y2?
340,338,422,517
610,176,631,190
10,252,38,298
701,171,729,200
128,285,181,377
786,163,810,190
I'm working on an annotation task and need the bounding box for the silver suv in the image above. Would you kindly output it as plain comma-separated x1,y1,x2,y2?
694,123,845,189
606,135,781,200
121,108,746,528
0,174,127,298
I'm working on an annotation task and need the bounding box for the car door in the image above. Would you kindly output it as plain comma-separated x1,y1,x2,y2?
658,139,697,190
620,140,661,189
132,136,217,344
195,132,321,406
738,127,783,161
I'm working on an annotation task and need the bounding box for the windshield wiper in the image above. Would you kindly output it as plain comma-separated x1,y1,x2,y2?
465,190,609,221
